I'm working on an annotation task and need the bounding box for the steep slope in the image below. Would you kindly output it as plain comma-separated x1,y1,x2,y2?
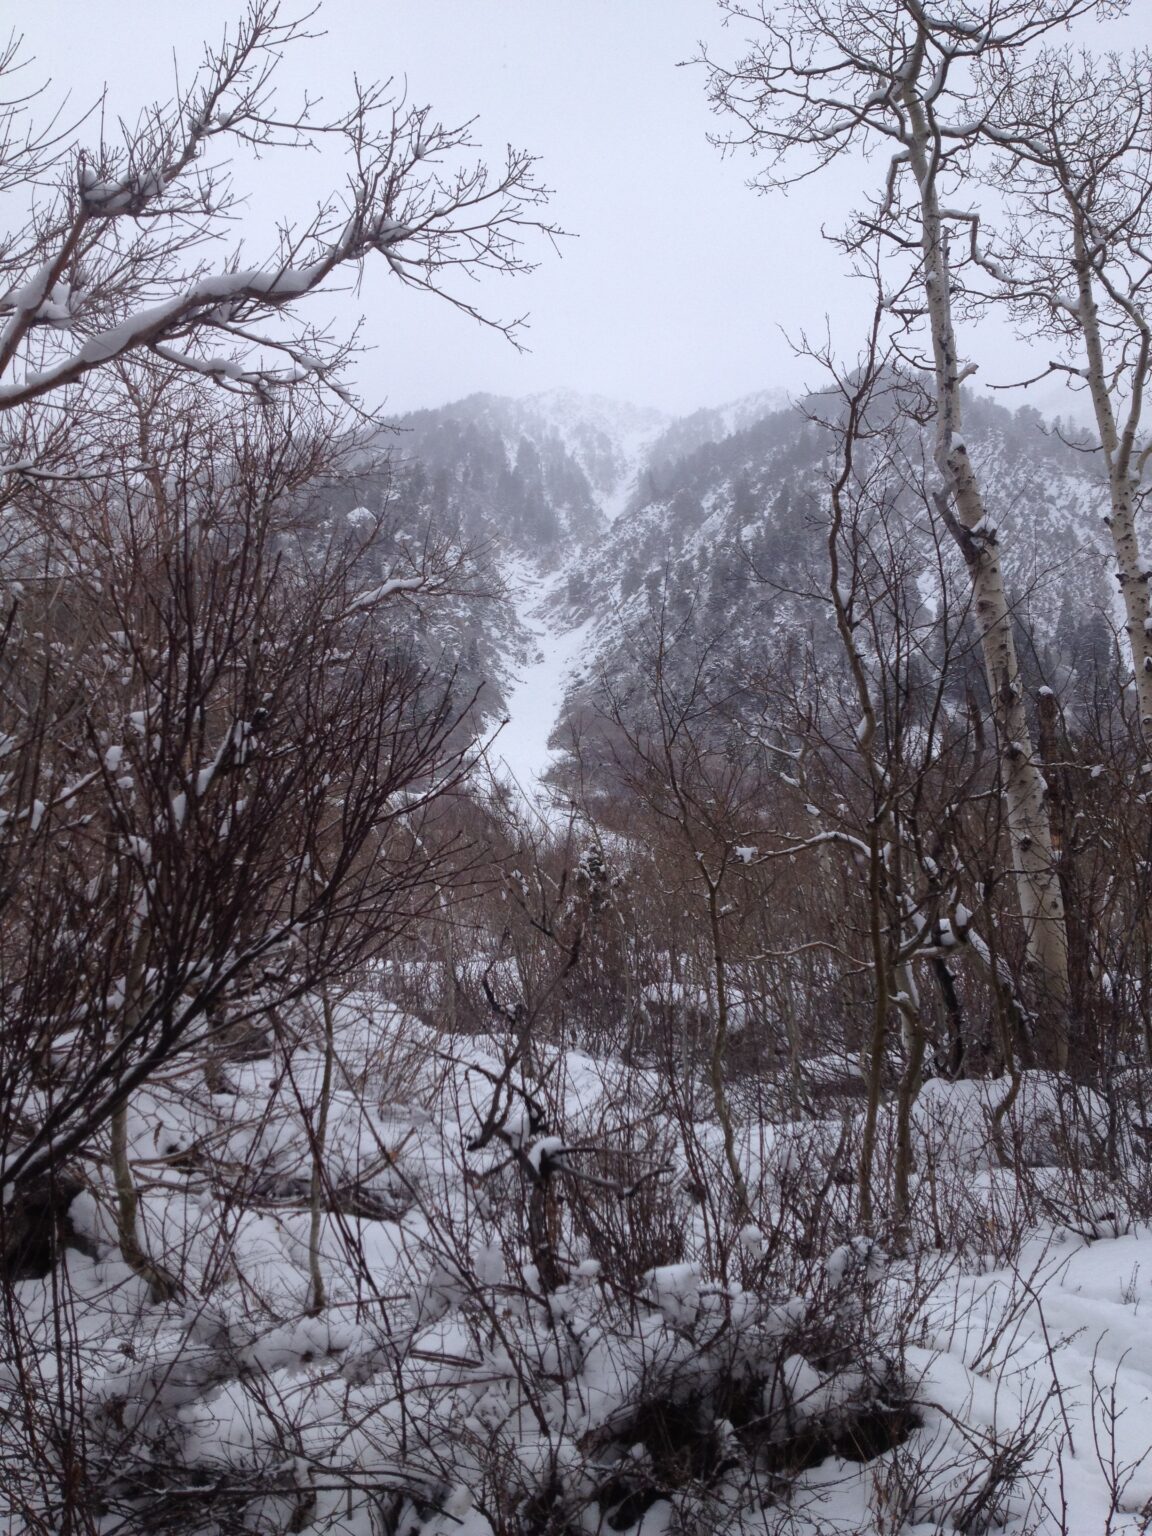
547,390,1110,779
319,387,1111,798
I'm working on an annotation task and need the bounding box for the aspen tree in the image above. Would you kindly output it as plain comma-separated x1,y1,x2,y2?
700,0,1116,1064
976,48,1152,745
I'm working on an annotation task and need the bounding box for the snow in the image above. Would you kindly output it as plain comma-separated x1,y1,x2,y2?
525,1133,565,1174
485,560,595,800
0,262,338,402
9,981,1152,1536
345,574,426,611
643,1262,700,1324
713,384,791,436
523,388,668,523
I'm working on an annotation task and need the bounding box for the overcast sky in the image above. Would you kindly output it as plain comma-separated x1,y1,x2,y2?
22,1,1152,420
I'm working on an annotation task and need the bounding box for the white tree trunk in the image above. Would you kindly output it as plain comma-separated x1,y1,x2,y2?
903,60,1070,1066
1073,233,1152,739
947,444,1070,1058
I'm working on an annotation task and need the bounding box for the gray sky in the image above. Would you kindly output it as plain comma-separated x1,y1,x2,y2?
21,1,1152,419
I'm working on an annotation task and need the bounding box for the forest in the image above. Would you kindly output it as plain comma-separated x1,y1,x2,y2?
3,2,1152,1533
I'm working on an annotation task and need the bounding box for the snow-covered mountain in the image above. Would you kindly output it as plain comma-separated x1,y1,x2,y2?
327,386,1110,799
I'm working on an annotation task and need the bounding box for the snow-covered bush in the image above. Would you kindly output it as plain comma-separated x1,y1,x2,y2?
0,1001,935,1536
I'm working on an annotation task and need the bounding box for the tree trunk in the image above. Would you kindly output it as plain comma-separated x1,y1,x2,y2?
943,445,1069,1066
1073,228,1152,741
903,59,1070,1066
306,989,336,1316
706,878,751,1219
110,922,179,1301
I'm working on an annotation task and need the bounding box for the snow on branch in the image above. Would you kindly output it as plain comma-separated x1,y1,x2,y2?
0,2,559,418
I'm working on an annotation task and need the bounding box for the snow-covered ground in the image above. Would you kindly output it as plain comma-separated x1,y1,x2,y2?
10,998,1152,1536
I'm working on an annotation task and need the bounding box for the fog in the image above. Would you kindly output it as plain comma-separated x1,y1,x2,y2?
20,0,1152,418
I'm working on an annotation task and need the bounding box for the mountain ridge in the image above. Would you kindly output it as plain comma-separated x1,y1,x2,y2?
344,384,1111,798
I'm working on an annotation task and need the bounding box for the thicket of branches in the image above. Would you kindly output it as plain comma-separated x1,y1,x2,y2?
3,3,1152,1534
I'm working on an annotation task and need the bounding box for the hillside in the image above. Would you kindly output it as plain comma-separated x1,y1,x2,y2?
335,385,1110,801
4,379,1141,1536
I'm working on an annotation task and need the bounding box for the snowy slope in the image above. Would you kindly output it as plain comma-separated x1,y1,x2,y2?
521,387,670,522
350,386,1111,798
483,558,595,799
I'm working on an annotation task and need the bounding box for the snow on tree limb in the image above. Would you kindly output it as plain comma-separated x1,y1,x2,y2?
0,2,559,425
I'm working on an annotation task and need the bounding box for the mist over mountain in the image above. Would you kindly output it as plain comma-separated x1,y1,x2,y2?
325,383,1109,798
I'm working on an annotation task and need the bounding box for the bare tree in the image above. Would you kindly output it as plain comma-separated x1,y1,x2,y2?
972,46,1152,747
0,1,556,446
698,0,1116,1065
0,0,557,1277
0,381,474,1286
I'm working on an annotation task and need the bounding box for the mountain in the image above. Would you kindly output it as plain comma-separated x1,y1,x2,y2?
376,390,669,554
319,385,1111,798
